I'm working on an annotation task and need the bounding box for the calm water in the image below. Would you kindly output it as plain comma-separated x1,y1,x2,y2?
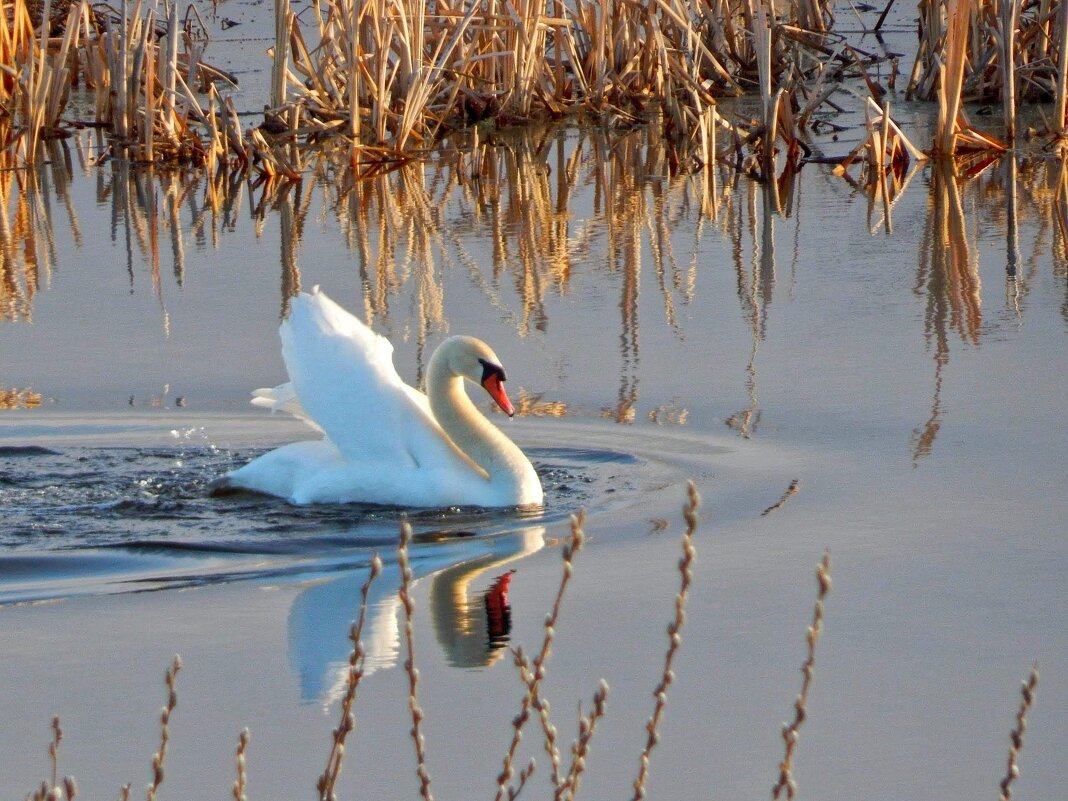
2,118,1068,798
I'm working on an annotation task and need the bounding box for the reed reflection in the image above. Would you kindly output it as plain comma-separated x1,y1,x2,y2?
0,142,54,323
912,161,980,464
0,387,43,409
724,178,778,438
1052,158,1068,323
5,131,1068,432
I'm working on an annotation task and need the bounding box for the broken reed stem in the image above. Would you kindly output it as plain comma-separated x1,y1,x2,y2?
232,729,250,801
398,522,434,801
771,552,832,800
630,481,700,801
999,663,1039,801
145,655,182,801
317,554,383,801
494,511,586,801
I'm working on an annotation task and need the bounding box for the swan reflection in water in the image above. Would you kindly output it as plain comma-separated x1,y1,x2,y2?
288,525,545,705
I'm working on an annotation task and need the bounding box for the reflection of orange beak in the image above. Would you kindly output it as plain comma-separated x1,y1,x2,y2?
482,373,514,417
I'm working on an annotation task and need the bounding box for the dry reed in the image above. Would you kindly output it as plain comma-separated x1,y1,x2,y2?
10,124,1068,376
0,387,44,408
771,550,831,800
5,0,1065,182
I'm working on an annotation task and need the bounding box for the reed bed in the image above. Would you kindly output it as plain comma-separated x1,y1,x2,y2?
908,0,1068,115
4,0,1065,176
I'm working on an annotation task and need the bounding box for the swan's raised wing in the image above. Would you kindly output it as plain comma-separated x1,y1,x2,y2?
251,384,323,433
279,288,474,473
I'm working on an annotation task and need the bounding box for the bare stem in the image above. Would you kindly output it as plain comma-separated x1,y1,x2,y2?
317,555,384,801
232,728,250,801
49,716,62,789
631,481,700,801
557,680,610,801
146,655,182,801
771,551,832,800
999,663,1039,801
399,522,433,801
495,511,586,801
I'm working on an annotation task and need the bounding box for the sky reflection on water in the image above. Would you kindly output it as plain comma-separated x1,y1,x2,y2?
5,128,1066,464
2,127,1068,801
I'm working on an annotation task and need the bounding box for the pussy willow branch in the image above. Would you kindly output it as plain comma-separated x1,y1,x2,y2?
999,663,1039,801
318,554,384,801
771,551,832,800
147,655,182,801
512,646,561,787
557,680,610,801
232,728,250,801
631,481,700,801
495,511,586,801
399,522,434,801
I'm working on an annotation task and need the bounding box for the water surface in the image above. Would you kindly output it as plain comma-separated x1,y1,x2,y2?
2,120,1067,800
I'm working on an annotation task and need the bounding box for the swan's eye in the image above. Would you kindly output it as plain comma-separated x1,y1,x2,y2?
479,358,507,384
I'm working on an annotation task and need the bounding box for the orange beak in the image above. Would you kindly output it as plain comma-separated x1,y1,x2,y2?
482,372,514,417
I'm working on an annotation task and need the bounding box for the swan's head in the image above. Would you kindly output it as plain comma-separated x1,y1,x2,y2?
441,336,516,417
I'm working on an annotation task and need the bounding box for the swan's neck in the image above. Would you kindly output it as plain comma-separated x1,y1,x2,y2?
427,360,533,494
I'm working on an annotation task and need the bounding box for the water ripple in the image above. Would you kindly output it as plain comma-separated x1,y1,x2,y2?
0,433,669,604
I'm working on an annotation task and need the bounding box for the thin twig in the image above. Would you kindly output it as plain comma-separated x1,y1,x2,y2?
999,663,1039,801
317,555,384,801
631,481,700,801
146,655,182,801
761,479,801,516
557,681,610,801
512,647,562,788
48,717,62,790
232,728,250,801
495,511,586,801
399,522,434,801
771,552,831,800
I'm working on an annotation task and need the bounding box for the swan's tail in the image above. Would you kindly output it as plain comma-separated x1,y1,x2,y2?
251,383,323,433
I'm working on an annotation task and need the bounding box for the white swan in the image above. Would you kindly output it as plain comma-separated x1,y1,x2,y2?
222,287,543,508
